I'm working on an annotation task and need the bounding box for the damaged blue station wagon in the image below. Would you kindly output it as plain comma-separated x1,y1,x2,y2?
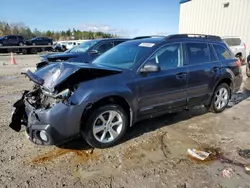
9,34,242,148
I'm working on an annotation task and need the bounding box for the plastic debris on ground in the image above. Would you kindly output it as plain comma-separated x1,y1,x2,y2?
221,167,234,178
187,149,210,161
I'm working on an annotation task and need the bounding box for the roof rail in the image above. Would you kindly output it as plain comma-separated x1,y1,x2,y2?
133,35,166,40
165,34,222,41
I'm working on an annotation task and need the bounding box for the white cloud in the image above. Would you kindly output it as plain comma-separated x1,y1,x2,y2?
79,23,138,37
151,31,169,36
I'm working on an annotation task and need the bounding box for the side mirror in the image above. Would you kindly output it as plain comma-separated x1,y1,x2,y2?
140,61,161,73
89,50,99,55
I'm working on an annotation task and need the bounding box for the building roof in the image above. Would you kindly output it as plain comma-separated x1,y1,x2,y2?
180,0,191,4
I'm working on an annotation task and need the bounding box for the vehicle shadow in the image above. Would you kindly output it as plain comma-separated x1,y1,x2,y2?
60,78,250,150
59,137,92,150
121,106,208,145
59,107,208,150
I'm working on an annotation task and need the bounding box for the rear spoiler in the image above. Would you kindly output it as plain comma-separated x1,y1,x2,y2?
24,70,44,85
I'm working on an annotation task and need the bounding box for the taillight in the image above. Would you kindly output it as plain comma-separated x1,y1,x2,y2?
244,43,246,49
236,60,241,67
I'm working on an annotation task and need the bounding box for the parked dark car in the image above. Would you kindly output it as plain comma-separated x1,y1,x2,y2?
0,35,25,46
26,37,53,46
36,38,129,69
9,34,242,148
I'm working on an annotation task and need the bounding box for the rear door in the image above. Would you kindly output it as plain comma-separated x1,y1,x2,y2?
38,38,43,45
185,42,221,105
39,38,45,45
136,43,188,116
213,44,242,88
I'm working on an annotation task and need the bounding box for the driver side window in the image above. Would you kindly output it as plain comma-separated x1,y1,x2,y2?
96,42,114,54
146,43,182,70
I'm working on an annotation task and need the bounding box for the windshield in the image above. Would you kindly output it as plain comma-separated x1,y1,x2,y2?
92,42,153,69
69,40,98,53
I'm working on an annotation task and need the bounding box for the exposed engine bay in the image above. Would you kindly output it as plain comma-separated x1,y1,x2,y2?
25,85,74,109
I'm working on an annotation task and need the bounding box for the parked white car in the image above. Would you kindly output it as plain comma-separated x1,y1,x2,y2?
222,36,247,64
65,41,78,50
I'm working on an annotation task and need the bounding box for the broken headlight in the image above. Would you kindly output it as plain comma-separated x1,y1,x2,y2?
54,88,71,99
54,88,74,106
42,88,74,108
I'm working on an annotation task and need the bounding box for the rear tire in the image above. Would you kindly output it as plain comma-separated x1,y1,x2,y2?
210,83,230,113
30,48,37,54
81,104,128,148
0,42,3,46
246,66,250,77
21,48,27,54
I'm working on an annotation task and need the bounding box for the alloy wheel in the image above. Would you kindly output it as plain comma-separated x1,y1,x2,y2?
93,110,123,143
214,87,229,110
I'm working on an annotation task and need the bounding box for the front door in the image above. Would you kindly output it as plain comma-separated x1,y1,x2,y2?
90,41,114,61
8,36,17,46
136,43,188,117
184,42,222,105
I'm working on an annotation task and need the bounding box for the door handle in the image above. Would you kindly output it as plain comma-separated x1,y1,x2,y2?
212,67,221,72
176,72,187,79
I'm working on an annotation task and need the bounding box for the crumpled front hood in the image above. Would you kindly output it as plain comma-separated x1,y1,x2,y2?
26,62,122,92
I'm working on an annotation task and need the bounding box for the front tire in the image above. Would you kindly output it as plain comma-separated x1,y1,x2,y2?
246,65,250,77
82,104,128,148
210,83,230,113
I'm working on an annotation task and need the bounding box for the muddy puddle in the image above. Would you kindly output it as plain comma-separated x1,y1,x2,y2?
187,147,250,175
29,148,98,165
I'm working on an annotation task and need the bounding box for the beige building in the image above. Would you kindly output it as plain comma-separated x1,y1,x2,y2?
179,0,250,53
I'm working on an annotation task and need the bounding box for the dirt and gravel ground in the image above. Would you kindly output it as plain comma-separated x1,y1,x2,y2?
1,54,250,188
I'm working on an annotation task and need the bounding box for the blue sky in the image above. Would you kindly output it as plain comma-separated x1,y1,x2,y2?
0,0,181,37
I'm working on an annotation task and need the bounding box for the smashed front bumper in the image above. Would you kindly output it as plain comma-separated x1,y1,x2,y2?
9,91,85,146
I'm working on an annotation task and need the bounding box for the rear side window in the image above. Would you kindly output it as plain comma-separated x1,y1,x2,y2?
209,44,218,62
223,38,241,46
8,36,17,40
114,40,124,46
213,44,233,60
18,36,23,40
185,43,209,65
96,42,114,54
